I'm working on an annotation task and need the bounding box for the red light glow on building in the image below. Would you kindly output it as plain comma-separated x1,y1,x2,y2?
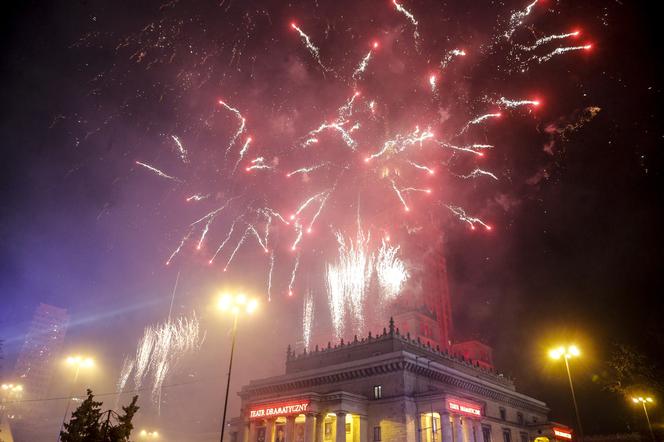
249,400,311,419
447,399,482,417
553,428,573,440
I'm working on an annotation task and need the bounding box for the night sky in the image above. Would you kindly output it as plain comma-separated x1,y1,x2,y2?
1,0,663,439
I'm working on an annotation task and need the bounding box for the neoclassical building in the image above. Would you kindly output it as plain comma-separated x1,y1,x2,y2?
229,319,572,442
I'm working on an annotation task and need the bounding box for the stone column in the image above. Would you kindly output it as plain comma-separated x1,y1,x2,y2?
336,412,347,442
286,416,296,442
472,420,482,442
248,420,258,442
316,413,325,442
358,415,368,442
304,413,316,442
455,416,465,442
265,419,275,442
441,413,453,442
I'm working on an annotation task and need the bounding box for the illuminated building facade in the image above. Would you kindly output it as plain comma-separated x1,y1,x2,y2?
230,319,571,442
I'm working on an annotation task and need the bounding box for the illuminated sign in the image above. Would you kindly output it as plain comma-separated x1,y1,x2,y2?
553,428,573,440
447,399,482,417
249,400,310,419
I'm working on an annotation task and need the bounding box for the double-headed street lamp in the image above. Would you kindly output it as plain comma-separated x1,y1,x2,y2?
217,293,259,442
631,396,656,442
58,355,95,441
138,429,161,439
549,345,584,441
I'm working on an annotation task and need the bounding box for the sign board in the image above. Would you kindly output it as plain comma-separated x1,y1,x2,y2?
249,400,310,419
553,428,573,440
447,399,482,417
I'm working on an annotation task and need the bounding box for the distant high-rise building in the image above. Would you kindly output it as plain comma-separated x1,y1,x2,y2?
14,304,69,401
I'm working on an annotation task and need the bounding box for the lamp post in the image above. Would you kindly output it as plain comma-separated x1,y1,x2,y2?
217,293,259,442
631,396,655,442
549,345,583,441
58,355,94,441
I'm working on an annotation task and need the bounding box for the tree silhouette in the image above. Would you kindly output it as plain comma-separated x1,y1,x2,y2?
60,389,139,442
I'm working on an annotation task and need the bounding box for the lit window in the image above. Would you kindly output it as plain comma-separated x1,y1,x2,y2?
374,426,382,441
373,385,383,399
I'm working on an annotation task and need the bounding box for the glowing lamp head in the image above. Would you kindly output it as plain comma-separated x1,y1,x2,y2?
218,293,259,315
549,345,580,360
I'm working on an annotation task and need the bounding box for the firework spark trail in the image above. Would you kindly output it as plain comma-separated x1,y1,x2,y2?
441,49,466,68
292,191,329,219
133,328,155,389
504,0,538,39
116,356,134,394
390,180,410,211
376,239,409,301
233,136,252,173
135,161,182,182
288,251,300,296
246,157,272,171
496,97,540,108
291,23,330,73
402,187,432,194
407,161,435,175
531,44,592,64
393,0,420,47
326,229,374,339
166,228,194,265
170,135,188,163
209,220,238,264
249,225,269,252
366,127,434,161
352,48,375,81
458,113,502,135
457,168,499,180
338,92,360,119
121,314,203,405
267,250,275,301
186,194,209,202
518,31,580,51
302,291,314,349
429,74,438,93
437,142,494,157
224,227,250,271
290,220,304,251
218,100,246,156
286,163,329,177
447,205,492,230
303,121,358,150
306,191,330,233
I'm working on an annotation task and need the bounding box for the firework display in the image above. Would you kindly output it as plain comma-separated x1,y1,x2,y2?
73,0,596,347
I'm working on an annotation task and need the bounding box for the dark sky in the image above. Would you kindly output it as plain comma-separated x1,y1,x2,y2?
1,0,663,439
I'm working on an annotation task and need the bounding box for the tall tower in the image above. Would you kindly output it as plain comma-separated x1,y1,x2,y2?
392,229,453,350
14,304,69,401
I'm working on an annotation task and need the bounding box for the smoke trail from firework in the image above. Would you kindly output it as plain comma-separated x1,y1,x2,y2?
376,240,409,302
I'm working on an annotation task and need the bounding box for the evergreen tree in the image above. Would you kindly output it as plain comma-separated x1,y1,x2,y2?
60,390,139,442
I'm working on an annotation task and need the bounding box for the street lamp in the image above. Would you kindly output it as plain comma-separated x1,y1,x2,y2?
549,345,583,441
631,396,655,442
58,355,95,441
139,429,161,439
217,293,259,442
